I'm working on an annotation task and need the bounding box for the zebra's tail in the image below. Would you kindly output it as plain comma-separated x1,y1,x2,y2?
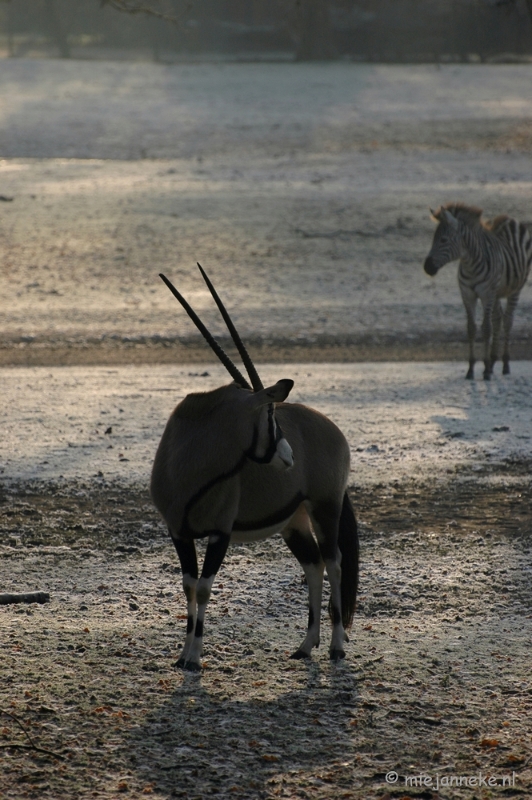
329,492,359,629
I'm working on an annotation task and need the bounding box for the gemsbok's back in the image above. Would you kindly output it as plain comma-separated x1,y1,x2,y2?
151,265,359,671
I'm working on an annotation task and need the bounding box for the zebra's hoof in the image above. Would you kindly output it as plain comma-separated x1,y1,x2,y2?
329,648,345,662
290,649,311,660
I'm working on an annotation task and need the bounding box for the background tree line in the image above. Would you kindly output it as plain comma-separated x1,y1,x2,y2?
0,0,531,61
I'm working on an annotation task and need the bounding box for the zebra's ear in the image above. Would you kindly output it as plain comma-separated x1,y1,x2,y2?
429,207,440,221
442,208,459,230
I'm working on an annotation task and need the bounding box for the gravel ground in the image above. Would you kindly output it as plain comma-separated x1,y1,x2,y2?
1,363,531,799
1,470,531,800
1,59,532,799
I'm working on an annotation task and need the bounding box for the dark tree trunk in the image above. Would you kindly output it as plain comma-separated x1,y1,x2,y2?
44,0,71,58
296,0,336,61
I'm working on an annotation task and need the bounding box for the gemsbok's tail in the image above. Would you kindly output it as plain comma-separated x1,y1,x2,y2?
335,492,359,629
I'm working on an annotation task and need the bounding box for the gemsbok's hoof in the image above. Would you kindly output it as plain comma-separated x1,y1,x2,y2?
290,649,311,660
329,648,345,662
175,657,186,669
183,660,202,672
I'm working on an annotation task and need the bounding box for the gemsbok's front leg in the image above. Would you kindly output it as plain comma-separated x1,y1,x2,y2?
282,504,325,660
180,532,230,672
172,537,199,669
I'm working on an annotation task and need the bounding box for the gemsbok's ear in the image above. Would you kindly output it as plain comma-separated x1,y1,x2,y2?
252,379,294,406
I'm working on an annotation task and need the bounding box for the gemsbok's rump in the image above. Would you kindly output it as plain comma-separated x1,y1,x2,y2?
150,265,359,671
424,203,532,380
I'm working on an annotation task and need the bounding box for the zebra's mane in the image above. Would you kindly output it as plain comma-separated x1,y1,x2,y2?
487,214,511,233
442,202,484,227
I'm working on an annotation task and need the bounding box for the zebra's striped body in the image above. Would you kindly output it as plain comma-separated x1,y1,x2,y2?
424,203,532,379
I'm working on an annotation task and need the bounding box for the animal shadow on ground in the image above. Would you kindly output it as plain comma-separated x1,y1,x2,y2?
127,660,360,798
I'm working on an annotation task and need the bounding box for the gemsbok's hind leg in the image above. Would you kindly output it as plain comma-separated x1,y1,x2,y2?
309,501,346,661
180,532,230,671
172,537,199,668
282,504,324,660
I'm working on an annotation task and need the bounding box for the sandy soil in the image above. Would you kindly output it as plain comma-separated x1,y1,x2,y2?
1,60,532,800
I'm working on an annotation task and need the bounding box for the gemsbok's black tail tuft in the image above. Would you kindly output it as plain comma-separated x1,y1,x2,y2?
335,491,359,629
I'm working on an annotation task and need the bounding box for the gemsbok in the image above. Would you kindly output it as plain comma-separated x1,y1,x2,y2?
151,265,359,671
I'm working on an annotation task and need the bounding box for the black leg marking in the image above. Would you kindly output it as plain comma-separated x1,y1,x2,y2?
284,528,321,565
194,619,204,639
173,538,198,578
311,501,341,561
330,605,341,626
201,534,230,579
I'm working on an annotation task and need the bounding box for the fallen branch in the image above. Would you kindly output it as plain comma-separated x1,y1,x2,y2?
0,709,64,760
0,592,50,605
101,0,195,25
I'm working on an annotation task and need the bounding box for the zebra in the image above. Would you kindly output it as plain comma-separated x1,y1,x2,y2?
424,203,532,380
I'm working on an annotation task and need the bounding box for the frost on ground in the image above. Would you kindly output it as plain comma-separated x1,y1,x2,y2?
1,363,531,799
1,60,532,799
1,470,531,800
1,61,532,365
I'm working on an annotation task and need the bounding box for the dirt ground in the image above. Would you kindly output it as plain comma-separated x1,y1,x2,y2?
1,60,532,366
1,468,531,800
1,59,532,799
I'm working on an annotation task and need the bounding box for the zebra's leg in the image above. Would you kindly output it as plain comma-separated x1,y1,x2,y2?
172,536,199,668
502,293,520,375
480,296,494,380
461,289,477,379
490,300,503,374
182,532,230,671
282,504,325,660
308,501,346,661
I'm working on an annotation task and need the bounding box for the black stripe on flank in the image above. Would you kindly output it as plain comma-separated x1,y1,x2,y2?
232,492,305,532
182,452,248,536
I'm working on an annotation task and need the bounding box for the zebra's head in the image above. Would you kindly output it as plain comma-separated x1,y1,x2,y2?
424,207,462,276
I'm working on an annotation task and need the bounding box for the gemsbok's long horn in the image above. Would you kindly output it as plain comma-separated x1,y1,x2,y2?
159,273,252,390
197,263,264,392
